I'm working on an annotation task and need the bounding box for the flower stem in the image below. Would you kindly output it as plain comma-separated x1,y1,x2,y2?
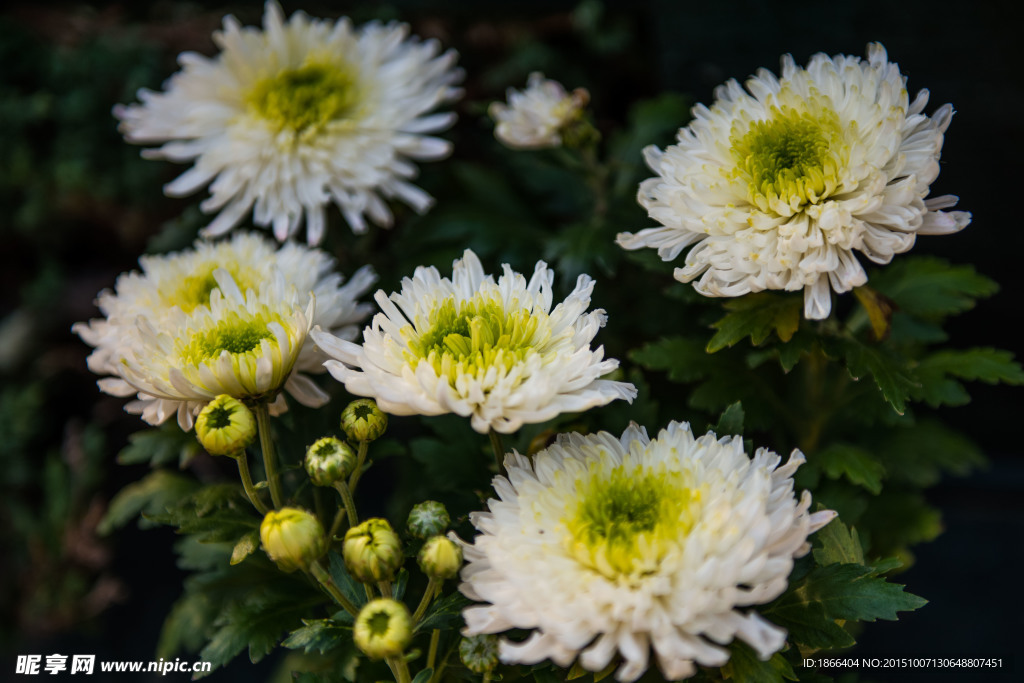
427,629,440,671
412,577,440,624
488,429,505,474
348,440,369,493
309,560,357,616
235,451,269,515
386,656,412,683
254,403,284,509
328,507,346,542
333,480,359,528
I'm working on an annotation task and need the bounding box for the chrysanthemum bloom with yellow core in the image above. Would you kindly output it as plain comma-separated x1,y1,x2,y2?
490,72,590,150
114,270,313,429
457,422,836,682
73,232,374,428
617,43,970,319
311,249,636,434
114,1,463,244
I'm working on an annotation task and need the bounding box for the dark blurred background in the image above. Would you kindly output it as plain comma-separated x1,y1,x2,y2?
0,1,1019,681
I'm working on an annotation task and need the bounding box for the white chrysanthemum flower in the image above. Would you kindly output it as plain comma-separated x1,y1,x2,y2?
489,72,589,149
115,269,313,427
73,232,374,429
114,1,463,244
458,422,836,682
311,249,636,434
617,43,970,319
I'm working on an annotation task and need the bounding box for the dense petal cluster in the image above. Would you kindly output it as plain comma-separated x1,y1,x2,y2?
617,43,970,319
311,249,636,434
489,72,589,149
74,232,373,429
115,1,463,243
458,422,835,681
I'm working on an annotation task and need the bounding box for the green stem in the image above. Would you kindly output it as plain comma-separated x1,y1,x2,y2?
385,656,412,683
378,579,392,598
348,440,369,493
412,577,441,624
333,480,359,528
235,451,269,515
254,403,284,509
488,429,505,475
427,629,440,672
328,507,346,542
309,560,358,616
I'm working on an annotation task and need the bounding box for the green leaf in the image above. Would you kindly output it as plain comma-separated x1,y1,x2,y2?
711,402,745,437
281,618,350,654
852,286,895,341
817,444,886,495
813,516,865,567
913,348,1024,407
99,471,198,534
157,588,218,659
327,551,368,609
415,590,471,634
411,669,434,683
230,530,260,566
763,592,854,650
799,563,927,622
836,338,917,414
878,420,985,487
117,423,202,468
707,293,802,353
871,257,998,319
722,642,797,682
630,336,712,383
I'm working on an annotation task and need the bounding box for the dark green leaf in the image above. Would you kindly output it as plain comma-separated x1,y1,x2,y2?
723,642,797,682
707,293,802,352
415,590,471,633
837,338,917,414
799,563,927,622
813,516,865,567
230,530,260,566
281,618,350,654
763,593,854,650
711,401,745,437
117,424,203,468
99,471,198,534
914,348,1024,407
328,551,368,609
871,257,997,319
411,669,434,683
630,336,712,383
817,444,886,495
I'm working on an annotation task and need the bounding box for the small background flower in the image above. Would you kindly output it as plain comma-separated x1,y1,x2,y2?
490,72,589,149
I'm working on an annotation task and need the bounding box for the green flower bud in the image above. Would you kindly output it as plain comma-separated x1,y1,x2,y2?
459,634,500,674
304,437,356,486
343,518,403,582
406,500,450,539
417,535,463,580
340,398,388,442
353,598,412,659
260,507,326,573
195,395,256,456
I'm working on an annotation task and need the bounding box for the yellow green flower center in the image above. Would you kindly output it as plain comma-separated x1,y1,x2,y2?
406,296,544,382
731,104,844,210
566,463,699,580
183,314,279,363
247,62,360,133
166,264,257,313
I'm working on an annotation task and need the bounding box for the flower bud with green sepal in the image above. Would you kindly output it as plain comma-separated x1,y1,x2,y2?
195,394,256,456
343,518,403,582
459,634,500,674
260,507,326,573
304,436,356,487
406,500,450,539
418,535,462,580
340,398,387,442
353,598,413,659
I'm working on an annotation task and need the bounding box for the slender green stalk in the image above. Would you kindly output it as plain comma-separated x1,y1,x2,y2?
488,429,505,474
348,440,370,493
378,579,392,598
328,507,346,542
234,451,269,515
333,480,359,528
426,629,440,671
254,403,284,508
483,673,492,683
385,656,412,683
309,560,358,616
412,577,441,624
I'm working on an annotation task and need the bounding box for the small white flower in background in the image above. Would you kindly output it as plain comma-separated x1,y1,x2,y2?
311,249,636,434
73,232,375,429
457,422,835,682
115,1,463,244
617,43,970,319
114,270,313,427
490,72,590,149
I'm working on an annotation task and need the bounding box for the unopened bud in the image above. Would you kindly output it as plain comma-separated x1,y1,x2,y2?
340,398,387,442
418,535,462,580
305,437,356,486
195,395,256,456
343,518,403,582
353,598,412,659
406,500,450,539
459,634,500,673
260,507,326,573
